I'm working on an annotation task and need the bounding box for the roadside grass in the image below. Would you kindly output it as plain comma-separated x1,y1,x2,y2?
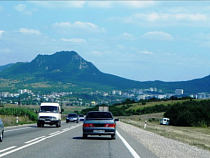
125,99,201,111
0,115,36,126
120,113,210,151
0,104,87,126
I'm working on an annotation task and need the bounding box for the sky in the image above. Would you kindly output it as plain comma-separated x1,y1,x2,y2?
0,1,210,82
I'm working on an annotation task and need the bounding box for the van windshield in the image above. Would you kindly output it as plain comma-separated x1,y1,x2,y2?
39,106,58,113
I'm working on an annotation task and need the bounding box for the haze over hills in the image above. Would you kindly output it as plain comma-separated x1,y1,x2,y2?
0,51,210,94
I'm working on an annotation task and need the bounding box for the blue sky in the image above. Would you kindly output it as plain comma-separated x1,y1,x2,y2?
0,1,210,82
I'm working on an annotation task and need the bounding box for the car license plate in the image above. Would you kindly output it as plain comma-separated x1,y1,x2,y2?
93,130,105,133
45,121,50,123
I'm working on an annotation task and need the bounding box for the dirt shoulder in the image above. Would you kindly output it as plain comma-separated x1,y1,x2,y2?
118,121,210,158
119,113,210,151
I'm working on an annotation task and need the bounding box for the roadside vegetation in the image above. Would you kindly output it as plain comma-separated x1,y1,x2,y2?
0,107,37,126
82,97,210,127
1,97,210,151
120,113,210,151
0,104,87,126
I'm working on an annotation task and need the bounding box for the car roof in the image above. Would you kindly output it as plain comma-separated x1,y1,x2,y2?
86,111,113,119
87,111,111,113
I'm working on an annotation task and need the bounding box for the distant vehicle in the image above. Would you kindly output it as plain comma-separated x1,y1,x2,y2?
0,117,4,142
160,118,170,125
37,102,63,128
79,115,85,121
66,113,79,123
98,106,109,112
83,111,118,139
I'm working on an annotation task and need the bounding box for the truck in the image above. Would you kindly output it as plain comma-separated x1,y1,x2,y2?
37,103,63,128
99,106,109,112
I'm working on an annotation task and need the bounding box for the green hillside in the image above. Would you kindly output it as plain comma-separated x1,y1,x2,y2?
0,51,210,93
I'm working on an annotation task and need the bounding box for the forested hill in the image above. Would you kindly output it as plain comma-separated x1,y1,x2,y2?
0,51,210,93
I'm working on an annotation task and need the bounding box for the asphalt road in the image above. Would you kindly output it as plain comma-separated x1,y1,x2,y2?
0,122,158,158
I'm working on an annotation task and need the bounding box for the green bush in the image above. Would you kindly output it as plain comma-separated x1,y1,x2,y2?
164,100,210,127
0,107,37,121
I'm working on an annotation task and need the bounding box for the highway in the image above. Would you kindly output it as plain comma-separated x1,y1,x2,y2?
0,122,158,158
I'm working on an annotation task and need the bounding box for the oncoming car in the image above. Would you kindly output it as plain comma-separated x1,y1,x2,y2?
79,115,85,121
66,113,79,123
0,117,4,142
83,111,118,139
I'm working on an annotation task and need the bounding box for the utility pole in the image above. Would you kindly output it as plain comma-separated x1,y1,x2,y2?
18,95,21,106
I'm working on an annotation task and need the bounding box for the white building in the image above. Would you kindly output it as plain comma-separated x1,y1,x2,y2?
112,90,122,95
157,94,166,99
197,93,207,99
175,89,184,95
18,89,32,94
137,95,147,100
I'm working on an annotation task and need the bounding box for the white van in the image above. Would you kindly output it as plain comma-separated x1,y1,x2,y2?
37,103,63,127
160,118,170,125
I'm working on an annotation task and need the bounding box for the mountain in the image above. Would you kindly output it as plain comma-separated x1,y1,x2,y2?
0,51,210,94
0,63,14,72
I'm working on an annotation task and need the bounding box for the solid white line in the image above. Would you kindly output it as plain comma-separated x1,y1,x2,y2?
116,131,141,158
0,146,16,153
0,138,46,157
25,136,46,144
5,127,32,132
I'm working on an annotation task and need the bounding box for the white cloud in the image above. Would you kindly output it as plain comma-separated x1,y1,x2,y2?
0,30,4,37
18,28,41,35
90,51,103,57
14,4,32,15
0,48,11,54
192,33,210,48
30,1,85,9
116,12,209,27
175,13,207,21
120,32,135,40
53,21,105,34
117,45,125,50
87,1,112,8
141,31,173,41
135,13,207,22
120,1,157,8
61,38,86,43
138,50,154,55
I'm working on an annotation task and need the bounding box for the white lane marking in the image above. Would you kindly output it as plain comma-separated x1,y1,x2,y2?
62,128,70,131
47,131,63,138
0,147,16,153
5,127,32,132
49,131,61,135
25,136,46,144
116,131,141,158
0,138,46,157
0,124,82,157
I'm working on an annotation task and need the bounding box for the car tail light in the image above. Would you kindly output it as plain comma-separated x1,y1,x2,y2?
104,124,116,128
83,123,94,127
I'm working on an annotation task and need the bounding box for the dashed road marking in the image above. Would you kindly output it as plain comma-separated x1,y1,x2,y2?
0,124,82,157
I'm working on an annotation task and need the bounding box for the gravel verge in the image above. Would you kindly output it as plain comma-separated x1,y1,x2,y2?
118,121,210,158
